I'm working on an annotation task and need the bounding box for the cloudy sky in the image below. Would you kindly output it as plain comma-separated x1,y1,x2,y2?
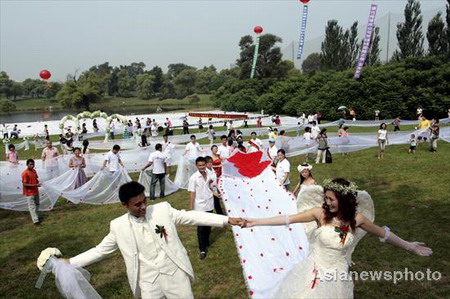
0,0,446,81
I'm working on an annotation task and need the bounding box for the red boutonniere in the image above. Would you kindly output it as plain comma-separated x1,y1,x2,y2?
155,225,168,242
334,225,350,245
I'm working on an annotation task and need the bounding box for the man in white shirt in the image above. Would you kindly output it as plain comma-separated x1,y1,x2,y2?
247,132,262,153
217,135,231,160
162,134,175,177
274,149,290,190
310,121,321,139
64,181,244,299
184,135,203,161
142,143,167,201
188,157,218,259
102,145,124,172
267,138,278,162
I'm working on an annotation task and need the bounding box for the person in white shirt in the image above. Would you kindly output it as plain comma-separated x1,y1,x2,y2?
188,157,220,259
162,134,175,177
303,127,314,163
273,149,290,190
377,123,389,160
217,135,231,160
63,181,244,299
307,114,314,124
142,143,167,200
101,145,124,172
150,122,158,138
183,135,204,161
247,132,263,153
267,138,278,164
310,121,321,139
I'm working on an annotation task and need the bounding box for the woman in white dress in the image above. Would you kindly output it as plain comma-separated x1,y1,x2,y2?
244,178,432,298
292,163,316,197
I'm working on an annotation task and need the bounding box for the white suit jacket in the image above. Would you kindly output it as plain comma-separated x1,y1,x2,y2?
70,202,228,297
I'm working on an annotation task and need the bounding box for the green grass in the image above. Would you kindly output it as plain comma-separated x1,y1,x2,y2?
0,94,214,114
0,131,449,298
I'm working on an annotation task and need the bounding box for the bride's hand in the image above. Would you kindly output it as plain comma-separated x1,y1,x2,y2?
409,242,432,256
243,219,256,228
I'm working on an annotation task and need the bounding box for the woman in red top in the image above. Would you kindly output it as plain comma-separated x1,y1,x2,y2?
211,145,222,179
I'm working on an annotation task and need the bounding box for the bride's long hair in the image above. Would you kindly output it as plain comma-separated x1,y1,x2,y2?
322,178,358,231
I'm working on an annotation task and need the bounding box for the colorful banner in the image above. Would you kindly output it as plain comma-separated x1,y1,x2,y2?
297,5,309,59
188,112,249,119
354,4,377,79
250,35,261,79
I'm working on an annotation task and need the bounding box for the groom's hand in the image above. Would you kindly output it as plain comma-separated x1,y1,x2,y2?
228,217,246,227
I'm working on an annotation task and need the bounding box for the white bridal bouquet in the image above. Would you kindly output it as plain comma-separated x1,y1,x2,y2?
37,247,62,271
35,248,102,298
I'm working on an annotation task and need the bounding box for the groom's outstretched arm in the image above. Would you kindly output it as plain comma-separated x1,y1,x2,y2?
69,225,118,268
167,202,243,227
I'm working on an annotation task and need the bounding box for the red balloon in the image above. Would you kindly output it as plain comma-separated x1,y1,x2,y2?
300,0,310,3
39,70,51,80
254,26,263,34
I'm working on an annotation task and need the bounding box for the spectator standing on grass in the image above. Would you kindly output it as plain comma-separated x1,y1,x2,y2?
429,119,440,152
392,117,401,132
315,129,329,164
22,159,42,225
377,123,389,160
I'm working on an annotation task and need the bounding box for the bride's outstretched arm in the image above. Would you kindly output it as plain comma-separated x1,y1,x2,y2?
356,214,432,257
245,207,321,227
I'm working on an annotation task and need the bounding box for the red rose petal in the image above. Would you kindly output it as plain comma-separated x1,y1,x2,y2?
248,275,253,279
286,252,290,257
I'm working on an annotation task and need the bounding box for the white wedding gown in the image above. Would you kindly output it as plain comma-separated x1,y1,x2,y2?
272,184,375,298
273,225,354,298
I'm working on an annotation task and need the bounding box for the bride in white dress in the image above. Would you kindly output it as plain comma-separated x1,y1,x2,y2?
292,163,316,198
245,178,432,298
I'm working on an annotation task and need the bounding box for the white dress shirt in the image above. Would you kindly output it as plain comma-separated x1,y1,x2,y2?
148,151,167,174
217,144,230,159
104,151,121,172
188,171,214,211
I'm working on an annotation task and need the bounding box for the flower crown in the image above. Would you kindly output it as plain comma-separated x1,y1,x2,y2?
322,179,358,195
297,163,312,173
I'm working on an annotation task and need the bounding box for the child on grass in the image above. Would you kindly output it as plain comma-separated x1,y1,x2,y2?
408,134,417,154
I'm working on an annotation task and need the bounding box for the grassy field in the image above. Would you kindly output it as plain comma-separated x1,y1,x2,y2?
0,94,214,114
0,127,449,298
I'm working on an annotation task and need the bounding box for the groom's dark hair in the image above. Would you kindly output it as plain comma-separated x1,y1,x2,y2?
119,181,145,204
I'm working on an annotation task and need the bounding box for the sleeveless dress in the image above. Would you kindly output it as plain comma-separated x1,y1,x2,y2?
273,226,355,298
69,156,88,188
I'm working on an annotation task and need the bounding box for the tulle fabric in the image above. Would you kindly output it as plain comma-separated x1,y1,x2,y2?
46,256,101,299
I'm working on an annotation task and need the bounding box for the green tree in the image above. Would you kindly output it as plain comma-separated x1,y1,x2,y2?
393,0,425,60
44,82,62,98
236,34,292,79
342,21,360,69
136,73,155,100
149,66,164,93
320,20,346,70
0,71,13,98
302,53,322,74
195,65,217,94
10,82,23,100
365,27,382,66
57,74,102,111
0,99,16,113
21,79,46,98
167,63,195,79
174,68,197,98
427,12,447,56
117,69,136,97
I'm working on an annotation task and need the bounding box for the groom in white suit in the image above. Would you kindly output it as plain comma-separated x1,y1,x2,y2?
66,181,243,298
